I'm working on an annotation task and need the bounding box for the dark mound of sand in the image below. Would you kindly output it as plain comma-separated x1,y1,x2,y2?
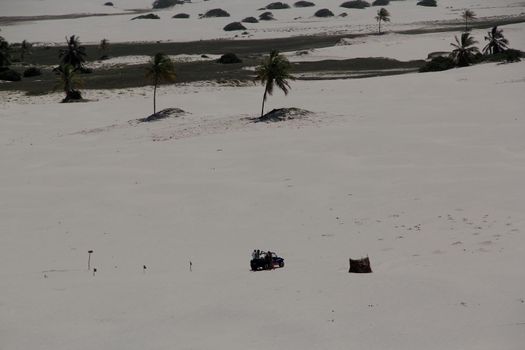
340,0,371,9
294,1,315,7
152,0,184,9
172,13,190,18
242,16,259,23
217,53,242,64
224,22,247,31
259,12,275,20
202,8,231,18
315,8,334,17
252,108,313,123
417,0,437,7
131,13,160,20
266,2,291,9
372,0,390,6
138,108,187,123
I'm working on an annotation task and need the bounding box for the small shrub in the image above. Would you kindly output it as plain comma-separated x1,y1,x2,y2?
172,13,190,18
242,16,259,23
314,9,334,17
131,13,160,20
294,1,315,7
372,0,389,5
23,67,42,77
223,22,247,31
417,0,437,7
259,12,275,20
266,2,290,9
340,0,370,9
0,68,22,81
419,56,455,72
152,0,183,9
217,53,242,64
483,49,523,63
202,8,230,18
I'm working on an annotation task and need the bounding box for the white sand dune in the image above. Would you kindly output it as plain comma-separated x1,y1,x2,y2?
1,0,525,44
1,60,525,349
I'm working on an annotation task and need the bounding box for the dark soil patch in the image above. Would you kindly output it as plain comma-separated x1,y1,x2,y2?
137,108,187,122
251,108,313,123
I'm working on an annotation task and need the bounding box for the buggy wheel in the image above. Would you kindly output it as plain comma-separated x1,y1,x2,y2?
279,261,284,268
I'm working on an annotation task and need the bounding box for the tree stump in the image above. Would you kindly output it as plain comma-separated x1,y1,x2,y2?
349,257,372,273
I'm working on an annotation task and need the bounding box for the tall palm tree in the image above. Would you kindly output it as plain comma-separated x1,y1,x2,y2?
483,26,508,55
54,64,83,102
375,8,390,34
461,9,476,32
59,35,87,69
20,40,32,62
450,32,479,67
145,53,176,115
254,50,295,117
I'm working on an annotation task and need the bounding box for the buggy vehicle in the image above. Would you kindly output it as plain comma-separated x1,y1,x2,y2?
250,250,285,271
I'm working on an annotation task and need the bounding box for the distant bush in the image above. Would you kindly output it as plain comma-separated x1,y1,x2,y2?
266,2,290,9
172,13,190,18
259,12,275,20
340,0,370,9
314,9,334,17
0,68,21,81
242,16,259,23
104,2,114,6
217,53,242,64
419,56,455,72
417,0,437,7
152,0,183,9
294,1,315,7
223,22,247,31
23,67,42,77
202,8,230,18
131,13,160,19
372,0,389,5
483,49,523,63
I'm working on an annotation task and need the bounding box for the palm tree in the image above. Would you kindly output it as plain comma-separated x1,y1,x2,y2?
145,53,176,115
55,64,83,102
483,26,508,55
375,8,390,34
450,32,479,67
0,36,11,67
254,50,295,117
59,35,87,69
461,9,476,32
99,38,109,58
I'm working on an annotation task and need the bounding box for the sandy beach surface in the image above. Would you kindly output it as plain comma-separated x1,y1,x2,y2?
1,1,525,349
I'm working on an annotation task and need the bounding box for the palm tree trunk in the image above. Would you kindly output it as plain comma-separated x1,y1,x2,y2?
153,77,158,115
261,89,267,117
465,18,467,32
378,20,381,34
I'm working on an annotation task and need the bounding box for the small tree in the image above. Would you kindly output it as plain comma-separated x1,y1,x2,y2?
99,38,109,58
20,40,32,62
145,53,177,115
55,64,83,102
483,26,508,55
59,35,87,69
375,8,390,34
254,50,295,117
450,32,479,67
461,9,476,32
0,36,11,67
